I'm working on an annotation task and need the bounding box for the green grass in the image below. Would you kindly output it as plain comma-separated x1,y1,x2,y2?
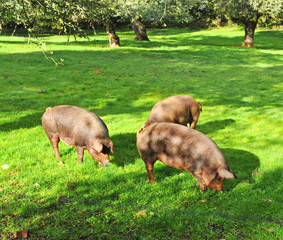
0,27,282,239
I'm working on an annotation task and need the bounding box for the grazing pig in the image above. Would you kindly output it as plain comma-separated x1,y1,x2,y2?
42,105,114,166
136,123,236,192
141,95,202,129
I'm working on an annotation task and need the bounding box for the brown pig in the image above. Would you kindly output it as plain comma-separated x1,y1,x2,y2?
141,95,202,129
42,105,114,166
136,123,236,192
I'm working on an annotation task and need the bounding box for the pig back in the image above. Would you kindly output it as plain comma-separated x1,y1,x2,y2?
137,123,228,170
148,95,199,124
42,105,109,146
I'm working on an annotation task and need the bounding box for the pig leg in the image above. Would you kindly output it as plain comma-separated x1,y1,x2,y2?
48,133,60,158
190,108,200,129
190,120,197,129
145,161,156,183
76,146,84,163
187,168,207,192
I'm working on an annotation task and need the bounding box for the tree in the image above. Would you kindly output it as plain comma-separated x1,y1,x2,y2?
0,0,121,47
117,0,206,41
83,0,121,47
116,0,151,41
214,0,283,47
0,0,46,35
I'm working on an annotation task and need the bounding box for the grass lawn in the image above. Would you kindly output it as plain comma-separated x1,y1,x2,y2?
0,27,282,239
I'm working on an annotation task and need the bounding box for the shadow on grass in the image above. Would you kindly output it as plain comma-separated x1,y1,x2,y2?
197,119,236,134
0,112,43,132
222,148,260,185
9,167,281,240
111,132,139,166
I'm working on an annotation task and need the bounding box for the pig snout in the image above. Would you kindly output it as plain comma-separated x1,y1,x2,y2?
99,159,111,167
88,139,113,167
88,148,111,167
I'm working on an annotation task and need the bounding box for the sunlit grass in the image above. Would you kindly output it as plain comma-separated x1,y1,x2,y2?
0,27,282,239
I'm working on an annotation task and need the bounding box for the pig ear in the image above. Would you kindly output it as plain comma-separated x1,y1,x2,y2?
218,168,236,179
100,139,114,154
92,140,103,152
108,140,114,154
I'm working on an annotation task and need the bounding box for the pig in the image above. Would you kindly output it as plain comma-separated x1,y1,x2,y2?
136,122,236,192
141,95,202,129
42,105,114,166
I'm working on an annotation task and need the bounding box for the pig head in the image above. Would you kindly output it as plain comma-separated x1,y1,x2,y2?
137,123,236,192
88,138,114,166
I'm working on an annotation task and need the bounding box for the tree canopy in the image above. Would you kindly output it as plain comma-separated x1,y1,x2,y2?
214,0,283,47
0,0,282,47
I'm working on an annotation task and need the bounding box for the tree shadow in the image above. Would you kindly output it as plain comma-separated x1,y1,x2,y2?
254,30,283,50
197,119,236,134
0,112,43,132
252,166,282,189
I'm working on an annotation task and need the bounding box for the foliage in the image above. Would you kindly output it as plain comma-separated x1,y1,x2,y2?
0,0,118,36
214,0,282,24
116,0,214,26
0,27,282,239
214,0,282,47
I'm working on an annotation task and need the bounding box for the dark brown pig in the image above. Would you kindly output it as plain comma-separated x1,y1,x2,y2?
136,123,236,192
42,105,114,166
141,95,202,129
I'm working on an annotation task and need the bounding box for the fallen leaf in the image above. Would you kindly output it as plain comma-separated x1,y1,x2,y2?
201,199,206,203
262,199,272,203
58,161,64,165
89,70,103,74
38,89,45,93
13,229,28,239
252,168,260,176
242,180,250,184
34,183,40,187
179,173,185,176
149,211,155,217
9,170,20,175
261,227,276,232
136,210,147,218
1,164,9,170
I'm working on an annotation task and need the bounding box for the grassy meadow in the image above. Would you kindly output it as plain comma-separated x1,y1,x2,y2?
0,27,282,239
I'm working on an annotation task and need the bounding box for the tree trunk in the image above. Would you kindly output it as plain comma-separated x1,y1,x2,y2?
131,19,150,41
243,17,258,48
106,24,120,48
